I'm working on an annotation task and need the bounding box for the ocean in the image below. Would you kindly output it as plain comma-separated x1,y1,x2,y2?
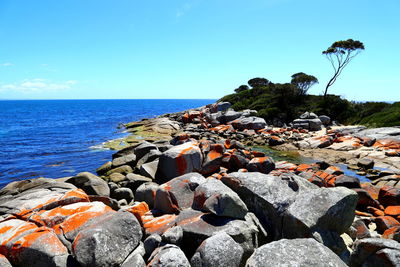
0,99,214,188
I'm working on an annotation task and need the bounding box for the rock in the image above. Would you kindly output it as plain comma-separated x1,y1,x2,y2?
111,187,134,203
65,171,110,196
140,160,159,179
148,244,190,267
300,111,318,119
157,142,203,182
72,211,142,267
246,238,346,267
356,127,400,141
221,172,298,239
296,136,333,149
334,175,361,189
121,253,146,267
221,151,249,172
135,182,159,209
229,116,267,130
217,110,243,124
347,219,371,240
89,195,120,210
217,102,231,112
0,255,12,267
192,178,248,219
144,233,162,258
319,115,331,125
362,248,400,267
378,185,400,206
109,172,126,183
358,158,375,169
121,173,153,192
133,141,158,161
161,226,183,246
97,161,112,176
154,173,206,214
112,153,137,168
246,157,275,174
0,219,70,267
293,118,322,131
374,216,400,234
200,143,224,176
350,238,400,267
283,187,358,239
106,165,133,176
191,232,244,267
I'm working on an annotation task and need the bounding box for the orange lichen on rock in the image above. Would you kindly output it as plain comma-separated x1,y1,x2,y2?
361,183,380,200
384,206,400,216
143,214,177,234
126,202,150,225
296,164,313,172
367,207,385,217
382,226,400,239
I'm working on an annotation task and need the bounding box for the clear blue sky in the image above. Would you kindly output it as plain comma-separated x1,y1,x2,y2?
0,0,399,101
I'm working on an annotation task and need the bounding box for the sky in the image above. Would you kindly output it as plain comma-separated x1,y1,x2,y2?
0,0,399,101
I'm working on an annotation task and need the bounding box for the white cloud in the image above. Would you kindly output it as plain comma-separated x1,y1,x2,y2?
0,79,77,93
1,62,13,67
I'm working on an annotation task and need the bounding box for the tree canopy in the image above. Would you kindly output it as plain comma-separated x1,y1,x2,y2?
234,84,249,93
290,72,318,95
248,77,270,88
322,39,365,96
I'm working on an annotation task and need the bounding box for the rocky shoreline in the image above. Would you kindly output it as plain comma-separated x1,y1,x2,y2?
1,102,400,266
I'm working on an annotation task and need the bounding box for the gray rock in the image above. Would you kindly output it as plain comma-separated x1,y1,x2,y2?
133,141,158,161
154,173,206,214
350,238,400,267
140,160,159,179
357,158,375,169
217,102,231,112
300,111,318,119
148,244,190,267
319,115,331,125
192,178,248,219
246,238,347,267
121,173,152,192
72,211,142,267
362,248,400,267
334,175,361,189
221,172,298,240
356,127,400,141
109,172,126,183
112,153,137,168
65,171,110,196
0,255,12,267
191,232,244,267
144,233,162,258
121,253,146,267
230,116,267,130
162,226,183,246
283,187,358,237
135,182,159,209
112,187,134,203
157,142,203,182
309,118,323,131
216,110,243,124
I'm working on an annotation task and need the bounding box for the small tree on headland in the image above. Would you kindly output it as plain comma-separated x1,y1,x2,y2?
234,85,249,93
322,39,365,97
290,72,318,95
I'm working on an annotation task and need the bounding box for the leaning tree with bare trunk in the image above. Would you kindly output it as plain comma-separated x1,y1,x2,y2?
322,39,365,97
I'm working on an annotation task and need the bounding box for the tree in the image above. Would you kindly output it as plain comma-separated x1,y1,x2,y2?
248,77,270,88
322,39,365,97
290,72,318,95
234,84,249,93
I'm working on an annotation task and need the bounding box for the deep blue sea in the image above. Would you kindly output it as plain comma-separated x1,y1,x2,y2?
0,99,214,188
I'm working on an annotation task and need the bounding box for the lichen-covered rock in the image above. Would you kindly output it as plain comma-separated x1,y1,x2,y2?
192,178,248,219
161,226,183,246
0,254,12,267
148,244,190,267
154,173,206,214
140,160,159,179
191,232,244,267
350,238,400,267
246,157,275,174
246,238,347,267
72,211,142,267
157,142,203,182
0,219,70,267
200,143,224,176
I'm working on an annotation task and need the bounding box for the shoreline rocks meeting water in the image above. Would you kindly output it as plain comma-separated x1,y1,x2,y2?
1,102,400,266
